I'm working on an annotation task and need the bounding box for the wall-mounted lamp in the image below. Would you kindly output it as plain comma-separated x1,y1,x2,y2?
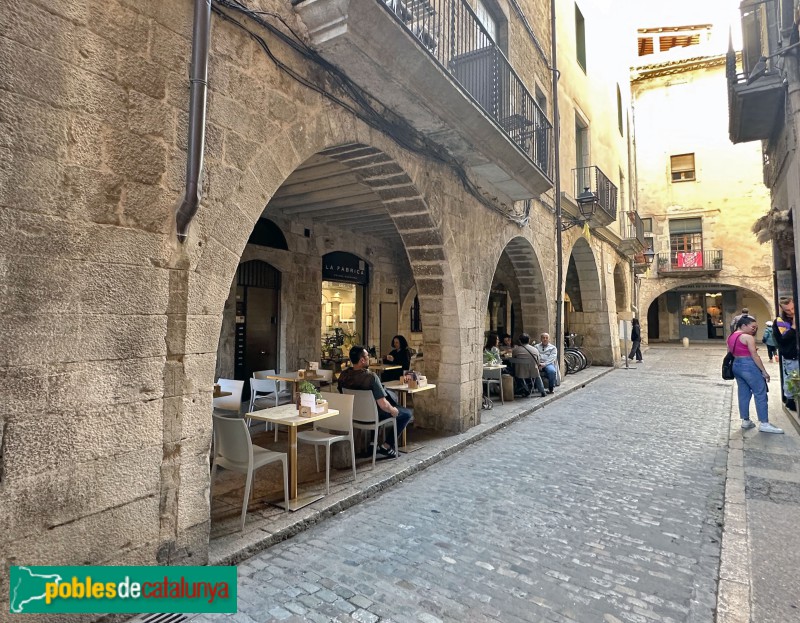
576,186,599,220
643,247,656,267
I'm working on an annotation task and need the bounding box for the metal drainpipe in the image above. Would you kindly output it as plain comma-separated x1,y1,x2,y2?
550,0,564,366
175,0,212,243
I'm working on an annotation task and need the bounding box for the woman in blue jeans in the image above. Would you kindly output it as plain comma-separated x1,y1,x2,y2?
729,316,783,433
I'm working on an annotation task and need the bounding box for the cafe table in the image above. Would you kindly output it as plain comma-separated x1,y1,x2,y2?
369,363,402,373
382,380,437,453
265,371,324,400
245,404,340,511
212,388,232,399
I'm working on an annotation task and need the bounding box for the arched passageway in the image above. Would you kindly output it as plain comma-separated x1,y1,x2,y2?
564,238,613,365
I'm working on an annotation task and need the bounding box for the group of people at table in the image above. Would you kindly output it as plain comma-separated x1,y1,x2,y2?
484,332,558,398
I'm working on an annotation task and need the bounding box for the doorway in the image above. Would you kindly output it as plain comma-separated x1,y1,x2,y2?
235,261,281,393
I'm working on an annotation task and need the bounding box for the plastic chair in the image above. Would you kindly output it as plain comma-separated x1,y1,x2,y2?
482,367,504,405
213,379,245,416
343,388,397,469
249,375,281,411
296,393,356,494
211,414,288,530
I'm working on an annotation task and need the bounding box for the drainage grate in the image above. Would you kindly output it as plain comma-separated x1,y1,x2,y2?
126,614,190,623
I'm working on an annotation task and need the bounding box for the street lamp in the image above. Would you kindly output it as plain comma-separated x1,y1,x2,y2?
643,247,656,267
576,186,598,221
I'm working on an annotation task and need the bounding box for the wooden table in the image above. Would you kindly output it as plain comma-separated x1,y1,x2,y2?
382,380,437,453
369,363,402,373
265,372,324,400
212,389,232,399
245,404,339,511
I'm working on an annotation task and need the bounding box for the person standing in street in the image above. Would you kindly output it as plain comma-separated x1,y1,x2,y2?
774,296,798,410
762,320,777,362
628,318,643,363
730,307,751,334
730,316,783,433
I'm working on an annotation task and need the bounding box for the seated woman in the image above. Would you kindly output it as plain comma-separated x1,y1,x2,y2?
499,333,513,358
382,335,413,382
483,334,502,365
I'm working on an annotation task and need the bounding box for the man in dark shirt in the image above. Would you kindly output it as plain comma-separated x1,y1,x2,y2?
338,345,412,459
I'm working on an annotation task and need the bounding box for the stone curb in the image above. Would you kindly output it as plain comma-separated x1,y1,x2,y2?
717,385,750,623
210,366,616,566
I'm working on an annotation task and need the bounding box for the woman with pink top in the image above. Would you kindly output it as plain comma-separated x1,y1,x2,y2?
729,316,783,433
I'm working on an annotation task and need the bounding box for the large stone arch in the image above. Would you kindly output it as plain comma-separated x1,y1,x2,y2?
564,237,614,365
486,235,550,339
640,278,773,342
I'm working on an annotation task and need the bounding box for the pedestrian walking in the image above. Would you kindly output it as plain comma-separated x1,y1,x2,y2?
628,318,643,363
762,320,777,362
730,307,751,334
774,296,798,410
729,316,783,433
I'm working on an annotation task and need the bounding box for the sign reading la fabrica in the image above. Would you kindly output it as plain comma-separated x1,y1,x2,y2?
322,251,369,285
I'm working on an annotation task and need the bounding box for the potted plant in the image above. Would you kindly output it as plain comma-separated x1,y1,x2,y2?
297,380,319,408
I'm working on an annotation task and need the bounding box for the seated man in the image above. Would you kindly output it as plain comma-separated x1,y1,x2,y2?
534,332,558,393
511,333,546,398
338,345,412,459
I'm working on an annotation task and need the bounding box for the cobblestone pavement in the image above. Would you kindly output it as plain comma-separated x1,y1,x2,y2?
195,347,731,623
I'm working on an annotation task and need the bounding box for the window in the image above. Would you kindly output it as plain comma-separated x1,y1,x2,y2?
475,0,497,43
670,153,695,182
410,295,422,333
575,4,586,72
641,217,653,233
575,115,589,191
616,85,623,135
535,85,547,116
638,36,654,56
669,218,703,266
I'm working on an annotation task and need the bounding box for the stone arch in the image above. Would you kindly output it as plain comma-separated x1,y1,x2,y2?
613,263,629,312
640,279,773,342
485,235,550,340
184,110,466,432
564,237,613,365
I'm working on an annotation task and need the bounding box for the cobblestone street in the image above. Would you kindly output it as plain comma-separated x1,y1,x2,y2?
195,347,737,623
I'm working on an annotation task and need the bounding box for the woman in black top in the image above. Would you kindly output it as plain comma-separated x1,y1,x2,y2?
628,318,642,363
382,335,412,382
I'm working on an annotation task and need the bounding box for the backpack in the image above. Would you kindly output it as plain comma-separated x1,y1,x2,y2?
762,326,772,344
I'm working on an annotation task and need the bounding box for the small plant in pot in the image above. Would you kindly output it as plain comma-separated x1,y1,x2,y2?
297,380,320,408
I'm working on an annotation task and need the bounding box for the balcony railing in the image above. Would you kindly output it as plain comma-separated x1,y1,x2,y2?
656,250,723,274
573,165,618,223
622,211,644,244
382,0,552,178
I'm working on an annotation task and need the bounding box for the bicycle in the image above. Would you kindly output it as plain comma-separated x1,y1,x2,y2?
564,334,593,374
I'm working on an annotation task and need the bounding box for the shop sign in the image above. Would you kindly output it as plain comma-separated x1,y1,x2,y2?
322,252,368,285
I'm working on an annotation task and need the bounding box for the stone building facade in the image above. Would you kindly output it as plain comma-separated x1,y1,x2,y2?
0,0,640,599
632,23,773,343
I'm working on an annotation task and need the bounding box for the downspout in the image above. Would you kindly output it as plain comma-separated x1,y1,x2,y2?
550,0,564,365
175,0,212,243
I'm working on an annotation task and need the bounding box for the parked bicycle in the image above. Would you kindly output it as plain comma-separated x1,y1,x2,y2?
564,333,592,374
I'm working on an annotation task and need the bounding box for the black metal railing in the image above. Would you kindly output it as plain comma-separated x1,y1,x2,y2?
573,165,617,220
622,211,644,245
656,250,723,272
380,0,552,178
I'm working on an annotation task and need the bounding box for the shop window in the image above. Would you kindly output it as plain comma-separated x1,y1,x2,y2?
670,153,696,182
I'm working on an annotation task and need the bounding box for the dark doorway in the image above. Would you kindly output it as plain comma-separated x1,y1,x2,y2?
235,261,280,394
647,299,660,340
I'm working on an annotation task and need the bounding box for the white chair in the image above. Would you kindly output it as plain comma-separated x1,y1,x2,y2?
482,367,504,405
296,393,357,494
252,369,292,405
249,375,281,411
213,379,245,416
343,388,397,469
211,414,288,530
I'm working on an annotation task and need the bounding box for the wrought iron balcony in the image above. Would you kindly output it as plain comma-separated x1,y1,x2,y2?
294,0,554,204
568,165,618,228
619,211,645,256
383,0,552,177
656,250,723,276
